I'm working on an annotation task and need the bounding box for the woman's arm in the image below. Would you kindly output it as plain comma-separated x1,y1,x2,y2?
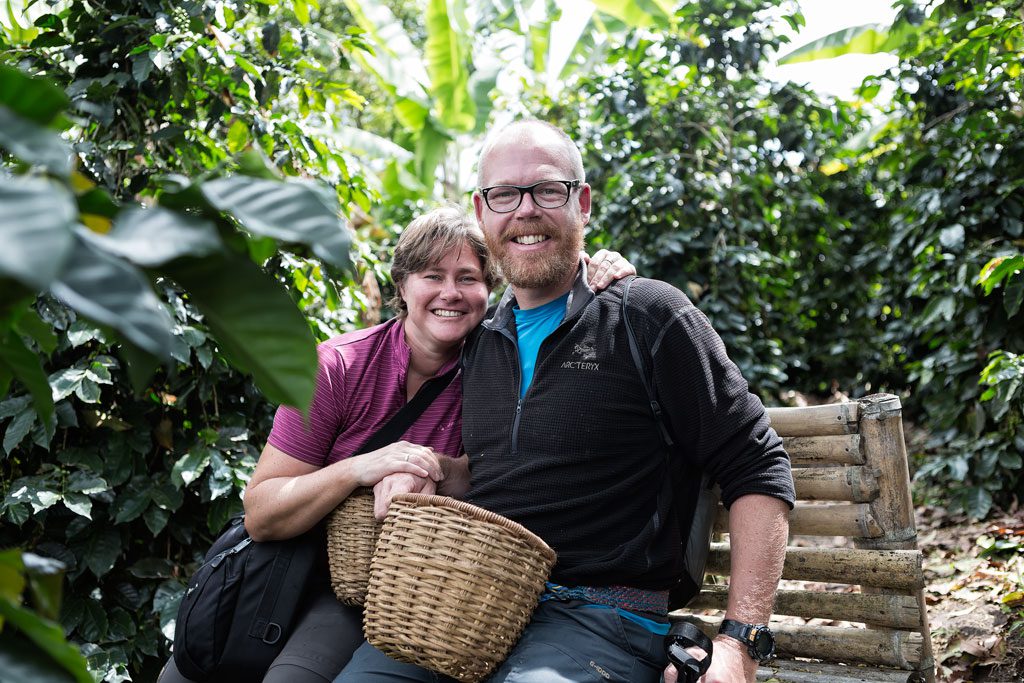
243,441,445,540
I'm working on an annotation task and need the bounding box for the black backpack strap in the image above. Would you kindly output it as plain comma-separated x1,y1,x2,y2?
622,277,675,448
352,363,460,456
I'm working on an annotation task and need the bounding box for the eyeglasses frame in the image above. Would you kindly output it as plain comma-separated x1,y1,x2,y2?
478,179,582,214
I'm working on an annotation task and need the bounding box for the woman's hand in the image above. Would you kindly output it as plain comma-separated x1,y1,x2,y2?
583,249,636,291
349,441,444,488
372,472,437,520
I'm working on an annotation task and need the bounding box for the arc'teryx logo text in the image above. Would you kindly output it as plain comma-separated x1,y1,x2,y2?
562,340,599,371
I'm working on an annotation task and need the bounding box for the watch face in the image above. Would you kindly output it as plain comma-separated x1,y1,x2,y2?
752,629,775,658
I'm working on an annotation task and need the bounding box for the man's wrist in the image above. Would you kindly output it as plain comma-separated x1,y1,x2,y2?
712,635,759,675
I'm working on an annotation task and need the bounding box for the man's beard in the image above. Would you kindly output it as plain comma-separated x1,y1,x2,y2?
486,221,584,290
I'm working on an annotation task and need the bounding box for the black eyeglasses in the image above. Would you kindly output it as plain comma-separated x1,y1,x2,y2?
478,180,581,213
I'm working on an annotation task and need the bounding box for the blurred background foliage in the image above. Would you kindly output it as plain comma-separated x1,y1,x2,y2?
0,0,1022,680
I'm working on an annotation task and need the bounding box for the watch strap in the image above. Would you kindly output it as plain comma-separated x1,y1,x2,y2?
718,619,774,663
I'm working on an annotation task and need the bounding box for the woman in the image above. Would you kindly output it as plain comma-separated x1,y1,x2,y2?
160,206,631,682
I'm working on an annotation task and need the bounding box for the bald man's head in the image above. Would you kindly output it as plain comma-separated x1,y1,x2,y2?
476,120,585,189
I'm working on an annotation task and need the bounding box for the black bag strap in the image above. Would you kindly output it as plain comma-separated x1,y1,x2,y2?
622,277,675,448
352,363,460,456
665,621,714,682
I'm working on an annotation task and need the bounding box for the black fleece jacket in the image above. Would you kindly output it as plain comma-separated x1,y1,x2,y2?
462,268,795,589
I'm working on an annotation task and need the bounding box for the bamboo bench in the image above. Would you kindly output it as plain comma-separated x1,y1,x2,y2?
673,393,935,683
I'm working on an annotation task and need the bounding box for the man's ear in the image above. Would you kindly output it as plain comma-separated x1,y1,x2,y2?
578,183,592,225
472,191,485,224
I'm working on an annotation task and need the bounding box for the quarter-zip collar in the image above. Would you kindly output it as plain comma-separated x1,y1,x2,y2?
482,257,596,333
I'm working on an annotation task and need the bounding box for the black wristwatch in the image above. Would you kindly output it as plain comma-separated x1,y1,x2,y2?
718,619,776,663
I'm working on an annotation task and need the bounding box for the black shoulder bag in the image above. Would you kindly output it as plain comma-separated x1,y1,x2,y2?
173,365,459,682
621,277,719,610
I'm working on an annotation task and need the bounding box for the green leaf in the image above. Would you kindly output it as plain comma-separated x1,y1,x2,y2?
341,0,430,105
780,18,929,65
0,604,90,683
965,486,993,519
66,471,108,496
77,599,107,642
80,527,120,578
0,177,76,290
97,207,223,267
200,177,351,269
0,630,80,683
48,368,85,402
0,106,73,176
171,448,212,488
117,340,159,395
23,553,65,621
112,476,151,524
163,252,317,410
0,64,68,125
414,120,450,188
13,310,58,355
0,548,25,602
0,331,55,428
152,580,184,641
3,407,36,454
424,0,475,132
143,505,170,535
331,126,413,163
61,493,91,520
1005,276,1024,318
128,558,176,579
590,0,673,29
50,233,175,358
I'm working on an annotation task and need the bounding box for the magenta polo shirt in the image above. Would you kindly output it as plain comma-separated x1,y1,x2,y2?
267,318,463,466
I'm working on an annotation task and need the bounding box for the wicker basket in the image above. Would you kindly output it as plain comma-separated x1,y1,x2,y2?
325,488,382,606
364,493,556,683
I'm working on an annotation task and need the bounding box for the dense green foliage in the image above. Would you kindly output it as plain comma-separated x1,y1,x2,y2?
543,0,1024,518
870,0,1024,517
1,0,1023,680
0,0,384,679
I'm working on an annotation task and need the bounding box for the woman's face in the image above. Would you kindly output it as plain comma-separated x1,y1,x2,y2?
400,244,489,356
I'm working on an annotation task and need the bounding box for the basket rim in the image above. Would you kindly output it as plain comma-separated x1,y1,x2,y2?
389,493,556,565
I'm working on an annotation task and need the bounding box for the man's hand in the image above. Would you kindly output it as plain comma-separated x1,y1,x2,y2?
663,636,756,683
372,472,436,520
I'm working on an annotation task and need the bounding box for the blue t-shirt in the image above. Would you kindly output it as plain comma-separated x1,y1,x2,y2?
513,293,569,398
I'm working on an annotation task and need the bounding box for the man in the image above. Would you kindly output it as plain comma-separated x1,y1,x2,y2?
337,120,793,683
459,120,794,683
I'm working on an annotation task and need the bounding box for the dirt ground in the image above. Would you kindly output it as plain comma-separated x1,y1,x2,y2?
916,504,1024,682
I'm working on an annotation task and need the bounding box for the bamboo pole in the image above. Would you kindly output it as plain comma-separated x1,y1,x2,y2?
686,585,920,629
715,502,883,537
784,434,865,467
756,659,916,683
706,544,925,590
767,403,859,437
793,466,880,502
676,615,924,670
854,394,936,682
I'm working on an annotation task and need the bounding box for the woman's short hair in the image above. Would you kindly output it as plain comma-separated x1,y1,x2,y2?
388,206,500,317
